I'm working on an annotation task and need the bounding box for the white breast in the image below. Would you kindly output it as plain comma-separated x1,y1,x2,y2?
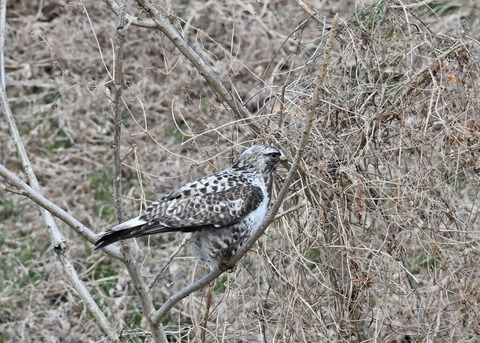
243,176,270,234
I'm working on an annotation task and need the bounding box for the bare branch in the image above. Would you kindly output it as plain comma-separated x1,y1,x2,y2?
128,0,261,135
107,1,168,342
0,81,118,340
0,165,121,259
111,0,128,224
0,0,6,89
103,0,263,134
295,0,323,24
103,0,158,29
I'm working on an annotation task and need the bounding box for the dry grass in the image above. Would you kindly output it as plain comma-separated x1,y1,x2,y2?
2,0,480,342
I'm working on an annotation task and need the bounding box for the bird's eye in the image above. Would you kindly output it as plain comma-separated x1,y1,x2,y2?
268,152,281,159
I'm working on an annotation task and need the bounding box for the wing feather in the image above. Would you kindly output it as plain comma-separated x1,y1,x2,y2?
95,184,264,249
141,185,263,229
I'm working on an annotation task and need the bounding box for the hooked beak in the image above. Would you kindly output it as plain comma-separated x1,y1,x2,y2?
278,151,290,165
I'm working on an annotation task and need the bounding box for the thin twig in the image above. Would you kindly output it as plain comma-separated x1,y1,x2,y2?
295,0,323,24
277,84,286,129
112,0,128,224
103,0,157,29
148,233,192,289
274,200,307,220
201,283,214,343
0,0,6,89
120,144,136,162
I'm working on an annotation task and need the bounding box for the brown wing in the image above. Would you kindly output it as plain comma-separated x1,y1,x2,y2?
140,185,263,230
95,185,263,249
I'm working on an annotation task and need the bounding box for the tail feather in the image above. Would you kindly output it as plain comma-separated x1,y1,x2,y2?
94,217,175,250
95,226,140,250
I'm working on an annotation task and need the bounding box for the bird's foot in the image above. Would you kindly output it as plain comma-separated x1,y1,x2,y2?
218,256,238,273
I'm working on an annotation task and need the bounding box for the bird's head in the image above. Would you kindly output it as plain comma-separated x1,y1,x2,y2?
233,145,289,173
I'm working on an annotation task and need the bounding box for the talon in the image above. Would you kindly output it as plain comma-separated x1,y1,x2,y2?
219,256,237,272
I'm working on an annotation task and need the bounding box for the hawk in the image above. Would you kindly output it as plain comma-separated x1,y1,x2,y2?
95,145,288,268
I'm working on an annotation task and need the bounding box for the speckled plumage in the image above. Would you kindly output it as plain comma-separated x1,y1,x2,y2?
95,145,287,267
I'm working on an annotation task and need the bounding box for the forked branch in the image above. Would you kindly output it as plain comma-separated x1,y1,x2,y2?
103,0,262,135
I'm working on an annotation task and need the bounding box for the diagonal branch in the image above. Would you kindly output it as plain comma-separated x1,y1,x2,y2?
220,13,339,270
0,164,121,259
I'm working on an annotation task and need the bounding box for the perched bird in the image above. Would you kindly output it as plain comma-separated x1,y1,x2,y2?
95,145,288,268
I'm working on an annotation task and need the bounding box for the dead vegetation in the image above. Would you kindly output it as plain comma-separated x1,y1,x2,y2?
2,0,480,342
